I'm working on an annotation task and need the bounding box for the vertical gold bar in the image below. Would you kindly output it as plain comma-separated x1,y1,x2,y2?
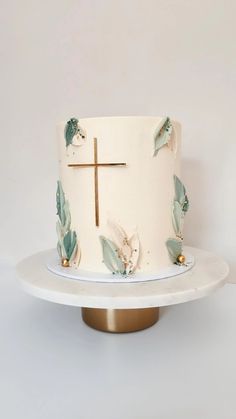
94,138,99,227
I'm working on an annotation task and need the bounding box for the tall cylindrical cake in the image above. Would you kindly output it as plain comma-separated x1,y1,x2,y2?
56,116,189,276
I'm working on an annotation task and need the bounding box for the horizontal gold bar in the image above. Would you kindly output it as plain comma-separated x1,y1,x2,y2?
68,163,126,168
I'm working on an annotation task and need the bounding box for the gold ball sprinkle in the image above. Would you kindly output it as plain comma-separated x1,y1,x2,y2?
61,258,70,267
177,254,186,264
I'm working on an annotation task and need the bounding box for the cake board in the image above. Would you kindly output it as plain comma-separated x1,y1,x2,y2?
16,246,229,333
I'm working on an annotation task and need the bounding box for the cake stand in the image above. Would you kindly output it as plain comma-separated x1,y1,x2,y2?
16,246,229,333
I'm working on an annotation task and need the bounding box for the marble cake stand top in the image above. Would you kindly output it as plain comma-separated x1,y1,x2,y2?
16,247,229,309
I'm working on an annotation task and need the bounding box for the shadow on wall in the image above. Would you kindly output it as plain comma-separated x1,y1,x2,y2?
182,158,234,284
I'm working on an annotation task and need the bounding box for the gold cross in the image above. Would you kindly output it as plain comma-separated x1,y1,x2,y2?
68,137,126,227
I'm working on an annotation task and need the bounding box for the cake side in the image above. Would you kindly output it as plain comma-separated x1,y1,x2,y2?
56,116,187,275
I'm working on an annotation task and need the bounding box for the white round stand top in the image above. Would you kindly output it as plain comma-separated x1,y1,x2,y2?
16,247,229,309
47,251,195,283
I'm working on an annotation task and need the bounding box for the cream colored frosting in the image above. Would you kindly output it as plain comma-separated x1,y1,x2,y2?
57,116,181,274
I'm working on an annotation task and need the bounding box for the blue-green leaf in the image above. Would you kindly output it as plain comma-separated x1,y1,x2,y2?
56,181,72,232
56,181,66,225
174,175,189,213
64,118,79,147
172,200,183,237
99,236,125,275
56,181,80,266
154,117,172,156
166,238,182,264
63,230,77,260
63,200,71,232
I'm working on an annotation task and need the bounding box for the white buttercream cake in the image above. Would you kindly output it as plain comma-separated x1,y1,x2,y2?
55,116,189,277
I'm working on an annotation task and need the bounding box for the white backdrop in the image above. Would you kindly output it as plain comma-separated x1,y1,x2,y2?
1,0,235,281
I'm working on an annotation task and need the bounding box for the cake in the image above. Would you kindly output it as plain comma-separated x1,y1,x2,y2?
55,116,189,277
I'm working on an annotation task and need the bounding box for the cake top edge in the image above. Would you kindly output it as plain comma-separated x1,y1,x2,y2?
58,116,181,126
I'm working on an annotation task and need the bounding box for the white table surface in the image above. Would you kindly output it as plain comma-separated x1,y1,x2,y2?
16,247,228,309
1,259,236,419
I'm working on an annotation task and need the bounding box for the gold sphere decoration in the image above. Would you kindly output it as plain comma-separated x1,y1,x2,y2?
177,254,186,264
61,258,70,267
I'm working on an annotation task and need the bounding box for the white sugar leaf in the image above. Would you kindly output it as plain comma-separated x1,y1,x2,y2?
172,200,184,237
73,245,82,266
167,130,178,154
57,242,62,258
127,232,140,274
63,200,71,232
69,242,81,267
60,239,67,259
107,220,127,248
121,243,132,263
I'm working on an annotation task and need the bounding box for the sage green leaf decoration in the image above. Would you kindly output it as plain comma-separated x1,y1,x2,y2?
168,177,189,264
56,180,81,266
56,180,66,225
166,238,182,264
172,200,184,238
99,236,126,275
63,230,77,260
64,117,86,147
65,118,79,147
154,117,172,156
56,181,72,233
174,175,189,213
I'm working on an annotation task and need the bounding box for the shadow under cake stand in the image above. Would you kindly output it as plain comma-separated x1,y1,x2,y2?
16,246,229,333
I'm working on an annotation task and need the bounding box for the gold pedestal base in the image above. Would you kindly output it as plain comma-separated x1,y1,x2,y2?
81,307,159,333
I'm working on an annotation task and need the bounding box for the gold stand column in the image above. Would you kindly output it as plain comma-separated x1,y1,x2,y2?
81,307,159,333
